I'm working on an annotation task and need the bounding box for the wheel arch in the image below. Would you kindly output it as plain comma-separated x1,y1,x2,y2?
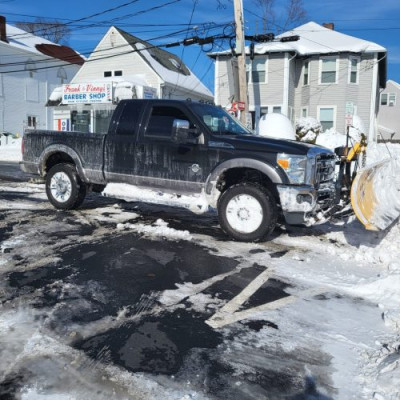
205,158,286,208
40,145,87,181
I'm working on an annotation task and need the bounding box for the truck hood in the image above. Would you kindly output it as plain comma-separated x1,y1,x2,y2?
213,134,328,156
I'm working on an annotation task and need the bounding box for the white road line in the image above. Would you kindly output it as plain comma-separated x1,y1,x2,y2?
216,267,273,314
206,286,324,329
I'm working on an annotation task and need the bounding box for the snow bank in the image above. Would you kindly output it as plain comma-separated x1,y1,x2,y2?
316,128,347,149
0,137,22,162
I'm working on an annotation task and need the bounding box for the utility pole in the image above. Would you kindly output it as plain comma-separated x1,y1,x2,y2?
233,0,248,125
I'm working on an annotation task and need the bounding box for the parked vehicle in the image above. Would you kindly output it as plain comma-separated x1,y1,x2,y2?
21,99,338,241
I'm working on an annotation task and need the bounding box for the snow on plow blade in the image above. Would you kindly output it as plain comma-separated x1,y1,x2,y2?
351,158,400,231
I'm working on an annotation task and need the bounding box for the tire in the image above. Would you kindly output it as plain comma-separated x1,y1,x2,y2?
45,163,87,210
218,183,278,242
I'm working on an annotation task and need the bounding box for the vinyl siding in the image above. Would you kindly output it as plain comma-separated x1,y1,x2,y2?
294,53,376,133
214,56,236,107
72,28,160,91
377,81,400,140
248,54,284,107
0,44,79,135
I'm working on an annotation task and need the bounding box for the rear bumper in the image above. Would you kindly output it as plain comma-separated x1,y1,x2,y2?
19,161,39,175
277,183,336,225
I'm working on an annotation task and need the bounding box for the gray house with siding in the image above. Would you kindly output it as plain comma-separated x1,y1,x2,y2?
209,22,387,141
377,80,400,142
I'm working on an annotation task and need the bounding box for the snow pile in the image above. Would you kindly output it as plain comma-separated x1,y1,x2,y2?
117,218,192,241
315,116,366,149
103,183,209,214
316,128,347,149
295,117,322,143
0,137,22,162
258,113,295,140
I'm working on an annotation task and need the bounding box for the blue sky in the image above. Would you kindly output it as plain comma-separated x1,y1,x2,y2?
2,0,400,92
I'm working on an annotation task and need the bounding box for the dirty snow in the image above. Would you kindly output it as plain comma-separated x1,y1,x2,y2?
0,137,22,161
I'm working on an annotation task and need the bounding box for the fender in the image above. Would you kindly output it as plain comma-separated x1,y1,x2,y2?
39,145,88,182
204,158,286,208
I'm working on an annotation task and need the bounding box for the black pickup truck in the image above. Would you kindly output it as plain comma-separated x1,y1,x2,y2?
21,99,337,241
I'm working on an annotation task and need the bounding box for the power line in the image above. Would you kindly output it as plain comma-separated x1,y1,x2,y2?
0,23,231,68
0,28,234,74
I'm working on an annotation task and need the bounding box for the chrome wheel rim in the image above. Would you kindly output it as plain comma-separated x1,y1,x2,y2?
226,194,263,234
50,172,72,203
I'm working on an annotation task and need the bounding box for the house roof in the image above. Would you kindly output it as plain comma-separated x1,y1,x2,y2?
387,80,400,91
2,23,85,65
209,21,386,57
115,27,213,99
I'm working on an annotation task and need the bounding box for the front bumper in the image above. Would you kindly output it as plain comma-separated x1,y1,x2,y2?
277,183,336,225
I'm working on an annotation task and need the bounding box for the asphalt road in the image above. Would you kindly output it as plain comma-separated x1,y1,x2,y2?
0,163,380,399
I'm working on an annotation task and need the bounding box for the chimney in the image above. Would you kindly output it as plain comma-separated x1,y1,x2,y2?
323,23,335,30
0,16,8,43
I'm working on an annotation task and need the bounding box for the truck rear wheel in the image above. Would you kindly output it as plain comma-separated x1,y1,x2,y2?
218,183,277,242
46,163,86,210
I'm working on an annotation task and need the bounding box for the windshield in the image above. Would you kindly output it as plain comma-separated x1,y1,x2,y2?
191,103,253,136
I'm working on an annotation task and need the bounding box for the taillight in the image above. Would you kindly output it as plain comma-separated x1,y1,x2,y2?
21,137,24,155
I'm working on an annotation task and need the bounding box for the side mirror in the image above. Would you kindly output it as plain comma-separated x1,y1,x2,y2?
172,119,200,143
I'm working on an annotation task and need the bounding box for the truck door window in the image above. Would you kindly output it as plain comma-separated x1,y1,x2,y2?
146,106,190,138
116,102,143,135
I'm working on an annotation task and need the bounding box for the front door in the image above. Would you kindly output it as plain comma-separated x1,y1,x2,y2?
135,103,209,194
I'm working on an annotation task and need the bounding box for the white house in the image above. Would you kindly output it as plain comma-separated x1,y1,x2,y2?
209,22,387,141
377,80,400,142
49,26,214,134
0,16,83,136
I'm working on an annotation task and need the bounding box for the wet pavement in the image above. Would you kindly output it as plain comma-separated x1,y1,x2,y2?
0,166,346,399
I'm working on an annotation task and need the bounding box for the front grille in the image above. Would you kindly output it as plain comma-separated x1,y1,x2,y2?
315,154,336,185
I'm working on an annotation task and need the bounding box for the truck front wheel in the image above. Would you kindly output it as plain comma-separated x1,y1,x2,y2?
218,183,277,242
46,163,87,210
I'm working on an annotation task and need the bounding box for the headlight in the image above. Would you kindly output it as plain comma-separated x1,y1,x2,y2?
277,153,307,184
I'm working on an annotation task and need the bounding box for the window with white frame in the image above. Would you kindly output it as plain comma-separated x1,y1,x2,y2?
301,107,308,118
272,106,281,113
349,56,360,84
320,57,337,84
318,106,336,131
303,60,309,85
381,93,396,106
27,115,37,129
246,57,267,83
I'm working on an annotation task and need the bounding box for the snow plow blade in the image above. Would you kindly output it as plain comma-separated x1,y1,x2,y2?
351,159,400,231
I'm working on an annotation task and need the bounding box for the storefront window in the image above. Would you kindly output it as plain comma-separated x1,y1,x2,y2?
71,110,91,133
95,109,114,134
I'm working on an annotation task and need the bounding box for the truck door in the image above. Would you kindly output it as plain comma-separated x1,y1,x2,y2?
103,101,144,183
135,103,209,194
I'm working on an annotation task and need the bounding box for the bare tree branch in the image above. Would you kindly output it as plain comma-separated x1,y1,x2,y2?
16,18,71,44
252,0,306,33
